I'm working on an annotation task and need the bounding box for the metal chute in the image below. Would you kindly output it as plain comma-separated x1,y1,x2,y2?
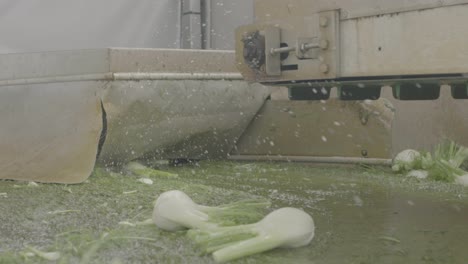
0,49,270,183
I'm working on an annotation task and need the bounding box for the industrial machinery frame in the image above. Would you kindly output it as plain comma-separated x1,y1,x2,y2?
235,0,468,101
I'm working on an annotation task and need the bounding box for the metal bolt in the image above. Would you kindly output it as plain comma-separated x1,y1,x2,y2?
300,42,319,52
270,46,296,55
320,63,329,73
319,16,328,27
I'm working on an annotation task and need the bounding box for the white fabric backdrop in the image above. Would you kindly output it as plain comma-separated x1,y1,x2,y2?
0,0,180,53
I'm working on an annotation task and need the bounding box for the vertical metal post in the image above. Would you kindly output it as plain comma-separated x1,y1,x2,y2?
181,0,202,49
201,0,212,49
178,0,183,48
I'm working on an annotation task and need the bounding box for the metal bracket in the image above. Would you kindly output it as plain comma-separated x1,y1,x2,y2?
235,10,340,81
264,26,281,76
263,10,339,78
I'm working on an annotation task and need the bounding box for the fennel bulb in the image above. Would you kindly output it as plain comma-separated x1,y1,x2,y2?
188,207,315,263
152,190,269,231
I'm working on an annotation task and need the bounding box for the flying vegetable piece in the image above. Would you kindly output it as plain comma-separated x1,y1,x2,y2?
188,207,315,263
152,190,270,231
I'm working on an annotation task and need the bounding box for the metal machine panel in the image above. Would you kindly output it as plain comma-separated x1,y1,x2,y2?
236,0,468,100
108,48,239,73
99,80,268,163
0,82,103,184
341,5,468,77
0,49,110,81
254,0,468,21
233,98,394,159
0,48,270,182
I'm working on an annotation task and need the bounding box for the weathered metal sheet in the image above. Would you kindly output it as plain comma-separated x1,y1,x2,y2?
0,82,103,183
341,4,468,77
0,49,110,81
386,87,468,154
108,48,239,73
254,0,468,21
0,48,270,182
233,98,394,159
239,1,468,83
99,79,269,164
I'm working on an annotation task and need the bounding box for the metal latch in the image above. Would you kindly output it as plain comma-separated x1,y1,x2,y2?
263,10,339,78
269,37,328,59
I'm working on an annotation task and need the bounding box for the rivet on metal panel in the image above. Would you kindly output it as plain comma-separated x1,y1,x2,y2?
320,63,329,73
319,16,329,27
341,10,348,19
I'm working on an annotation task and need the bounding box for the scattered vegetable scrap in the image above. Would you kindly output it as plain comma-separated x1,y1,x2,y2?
137,178,153,185
392,140,468,186
28,181,39,187
26,247,61,261
125,161,178,178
